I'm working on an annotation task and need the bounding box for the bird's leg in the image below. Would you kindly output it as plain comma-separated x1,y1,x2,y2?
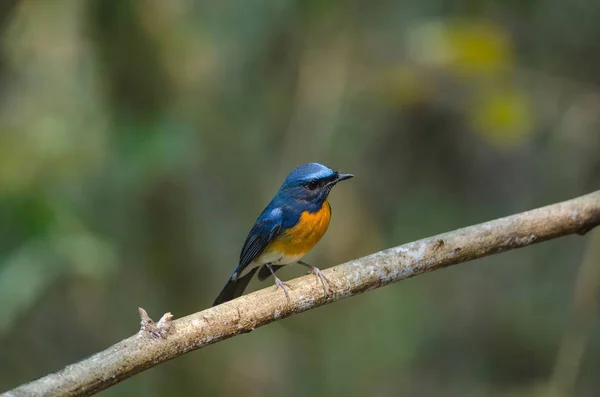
266,264,292,301
297,260,332,295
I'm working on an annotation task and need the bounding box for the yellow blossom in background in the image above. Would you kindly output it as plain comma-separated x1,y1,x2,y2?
445,20,513,75
408,19,514,76
470,88,534,147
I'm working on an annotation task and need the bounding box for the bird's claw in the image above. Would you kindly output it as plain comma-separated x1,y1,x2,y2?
309,267,333,296
273,276,292,301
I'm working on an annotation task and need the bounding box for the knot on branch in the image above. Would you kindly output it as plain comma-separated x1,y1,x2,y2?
138,307,173,339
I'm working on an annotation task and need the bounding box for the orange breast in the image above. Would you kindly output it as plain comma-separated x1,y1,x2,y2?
267,200,332,256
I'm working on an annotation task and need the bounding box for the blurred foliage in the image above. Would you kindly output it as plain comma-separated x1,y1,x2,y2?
0,0,599,396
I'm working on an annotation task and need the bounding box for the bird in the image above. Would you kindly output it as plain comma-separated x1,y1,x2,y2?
212,162,353,306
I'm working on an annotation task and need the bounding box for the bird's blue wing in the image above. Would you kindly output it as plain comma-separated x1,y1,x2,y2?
236,207,283,276
212,206,285,306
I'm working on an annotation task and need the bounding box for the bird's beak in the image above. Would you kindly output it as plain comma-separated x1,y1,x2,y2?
335,173,354,182
327,173,353,188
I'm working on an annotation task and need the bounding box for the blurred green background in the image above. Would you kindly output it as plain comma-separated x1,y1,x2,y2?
1,1,599,396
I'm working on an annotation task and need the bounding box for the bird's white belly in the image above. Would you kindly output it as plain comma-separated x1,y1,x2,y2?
254,250,306,266
238,251,306,278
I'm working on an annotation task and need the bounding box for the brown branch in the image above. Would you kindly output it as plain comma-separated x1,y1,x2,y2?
4,190,600,397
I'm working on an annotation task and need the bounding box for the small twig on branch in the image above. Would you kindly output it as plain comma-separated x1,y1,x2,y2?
138,308,173,339
3,190,600,397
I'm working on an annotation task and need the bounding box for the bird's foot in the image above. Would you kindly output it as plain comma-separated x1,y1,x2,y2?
298,261,333,296
310,266,332,295
273,276,293,301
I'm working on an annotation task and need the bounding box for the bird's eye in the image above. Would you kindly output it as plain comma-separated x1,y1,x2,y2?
305,181,319,190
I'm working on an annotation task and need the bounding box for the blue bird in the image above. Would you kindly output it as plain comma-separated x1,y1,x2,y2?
213,163,353,306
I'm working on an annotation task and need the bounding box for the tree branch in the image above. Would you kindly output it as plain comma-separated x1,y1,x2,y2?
4,190,600,397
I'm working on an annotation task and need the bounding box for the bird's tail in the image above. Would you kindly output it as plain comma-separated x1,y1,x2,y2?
212,267,259,306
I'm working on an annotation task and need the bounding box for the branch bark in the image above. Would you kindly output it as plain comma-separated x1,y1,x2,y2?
4,190,600,397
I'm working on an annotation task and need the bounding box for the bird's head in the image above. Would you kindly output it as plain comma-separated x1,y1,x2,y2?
279,163,353,206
